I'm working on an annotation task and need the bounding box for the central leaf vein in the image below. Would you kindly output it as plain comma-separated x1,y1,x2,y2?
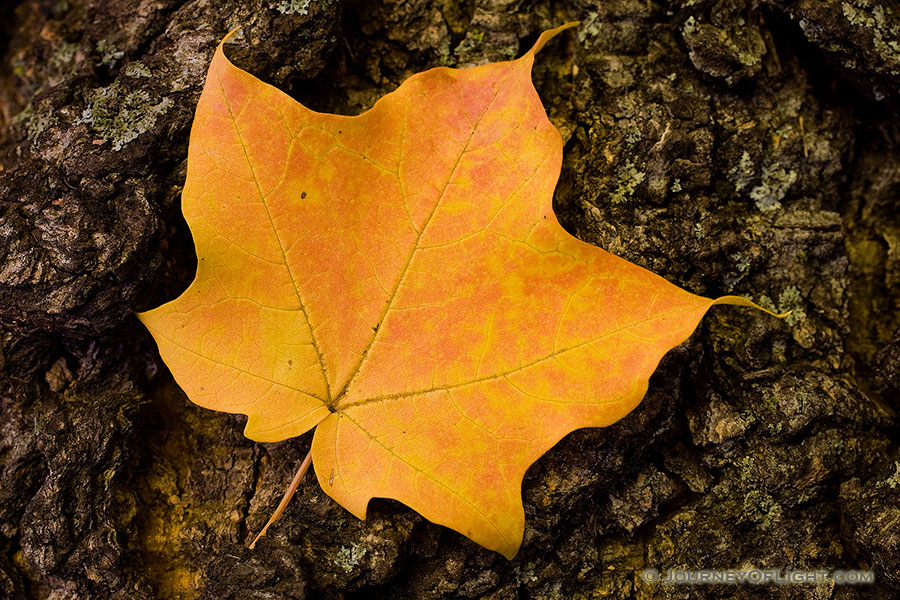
334,84,505,404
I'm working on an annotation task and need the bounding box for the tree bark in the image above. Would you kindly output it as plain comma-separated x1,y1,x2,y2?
1,0,899,598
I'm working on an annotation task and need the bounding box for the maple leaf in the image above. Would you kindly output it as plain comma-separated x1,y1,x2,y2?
138,23,770,558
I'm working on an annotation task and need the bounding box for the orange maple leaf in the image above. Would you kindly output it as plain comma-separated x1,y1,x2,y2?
139,23,768,558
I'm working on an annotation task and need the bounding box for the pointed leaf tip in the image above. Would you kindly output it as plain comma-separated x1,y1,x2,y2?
528,21,580,56
712,295,793,319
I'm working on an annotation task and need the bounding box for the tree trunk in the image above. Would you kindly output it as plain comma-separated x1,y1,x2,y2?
2,1,899,598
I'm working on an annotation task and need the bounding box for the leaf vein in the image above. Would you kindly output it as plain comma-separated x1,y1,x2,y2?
216,68,333,401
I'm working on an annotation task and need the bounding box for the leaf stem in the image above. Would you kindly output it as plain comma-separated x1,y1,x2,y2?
249,448,313,549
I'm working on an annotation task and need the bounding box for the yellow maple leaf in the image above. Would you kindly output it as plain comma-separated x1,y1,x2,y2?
139,23,771,558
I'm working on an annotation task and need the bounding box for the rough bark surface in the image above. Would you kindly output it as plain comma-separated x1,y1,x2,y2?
1,0,899,598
